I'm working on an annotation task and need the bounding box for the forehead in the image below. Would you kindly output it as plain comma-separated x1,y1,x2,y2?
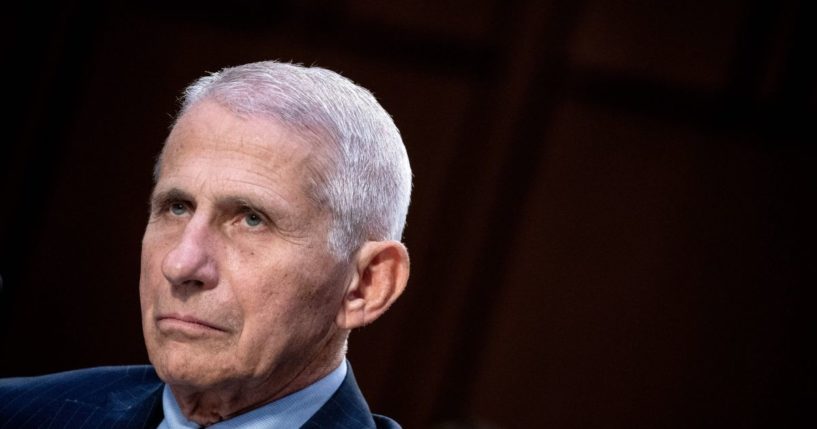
158,100,322,204
166,101,310,162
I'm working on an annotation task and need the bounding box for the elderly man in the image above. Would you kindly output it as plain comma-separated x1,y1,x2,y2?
0,61,411,428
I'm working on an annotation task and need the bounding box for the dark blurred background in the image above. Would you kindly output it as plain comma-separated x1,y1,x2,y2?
1,1,813,428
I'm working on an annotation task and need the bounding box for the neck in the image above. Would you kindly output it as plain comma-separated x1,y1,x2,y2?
170,337,346,425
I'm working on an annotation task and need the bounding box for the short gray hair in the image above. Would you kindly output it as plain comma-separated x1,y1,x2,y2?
159,61,412,257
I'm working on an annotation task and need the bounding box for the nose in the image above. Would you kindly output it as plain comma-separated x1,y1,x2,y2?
161,217,219,290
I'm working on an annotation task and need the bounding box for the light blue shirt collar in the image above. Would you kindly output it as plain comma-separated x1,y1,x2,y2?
157,360,347,428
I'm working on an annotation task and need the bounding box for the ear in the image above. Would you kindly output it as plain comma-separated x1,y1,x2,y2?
336,240,409,330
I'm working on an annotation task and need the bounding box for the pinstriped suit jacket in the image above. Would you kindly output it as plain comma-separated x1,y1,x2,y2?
0,364,399,428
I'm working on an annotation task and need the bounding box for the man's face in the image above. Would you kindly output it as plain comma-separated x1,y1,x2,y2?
140,100,349,393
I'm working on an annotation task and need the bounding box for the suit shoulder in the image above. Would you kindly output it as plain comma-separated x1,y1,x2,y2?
0,365,163,428
0,365,160,394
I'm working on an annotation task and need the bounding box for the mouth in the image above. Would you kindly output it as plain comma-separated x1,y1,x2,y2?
156,313,228,334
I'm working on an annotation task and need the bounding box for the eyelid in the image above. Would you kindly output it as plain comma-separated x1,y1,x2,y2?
238,204,270,223
151,195,192,216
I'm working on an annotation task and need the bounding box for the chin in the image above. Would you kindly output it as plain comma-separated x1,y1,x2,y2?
156,355,230,389
148,343,229,388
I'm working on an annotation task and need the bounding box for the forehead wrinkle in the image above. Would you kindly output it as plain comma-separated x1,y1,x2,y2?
170,117,310,160
164,142,311,190
190,111,313,159
154,167,282,204
183,137,316,184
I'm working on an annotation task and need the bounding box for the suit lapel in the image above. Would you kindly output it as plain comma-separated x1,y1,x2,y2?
100,380,164,429
301,363,376,429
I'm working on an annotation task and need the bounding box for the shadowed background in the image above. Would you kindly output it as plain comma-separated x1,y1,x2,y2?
1,1,812,428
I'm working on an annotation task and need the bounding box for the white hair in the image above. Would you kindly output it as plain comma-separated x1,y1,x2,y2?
159,61,412,257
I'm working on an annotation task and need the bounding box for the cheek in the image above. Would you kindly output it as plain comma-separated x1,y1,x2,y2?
235,261,336,331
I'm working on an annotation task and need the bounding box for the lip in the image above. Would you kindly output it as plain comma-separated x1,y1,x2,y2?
156,313,228,333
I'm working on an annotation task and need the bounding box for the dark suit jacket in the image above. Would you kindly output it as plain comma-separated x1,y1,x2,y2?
0,363,399,428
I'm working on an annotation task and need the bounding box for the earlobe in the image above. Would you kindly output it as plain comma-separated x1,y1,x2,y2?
336,241,409,330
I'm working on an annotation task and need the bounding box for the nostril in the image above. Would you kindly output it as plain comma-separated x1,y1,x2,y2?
182,279,205,287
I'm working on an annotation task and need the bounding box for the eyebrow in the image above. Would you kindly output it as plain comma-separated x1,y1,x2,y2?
150,188,194,209
218,196,271,215
150,186,287,220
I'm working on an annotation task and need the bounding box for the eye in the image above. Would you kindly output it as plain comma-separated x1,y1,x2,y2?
243,212,264,227
169,202,187,216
